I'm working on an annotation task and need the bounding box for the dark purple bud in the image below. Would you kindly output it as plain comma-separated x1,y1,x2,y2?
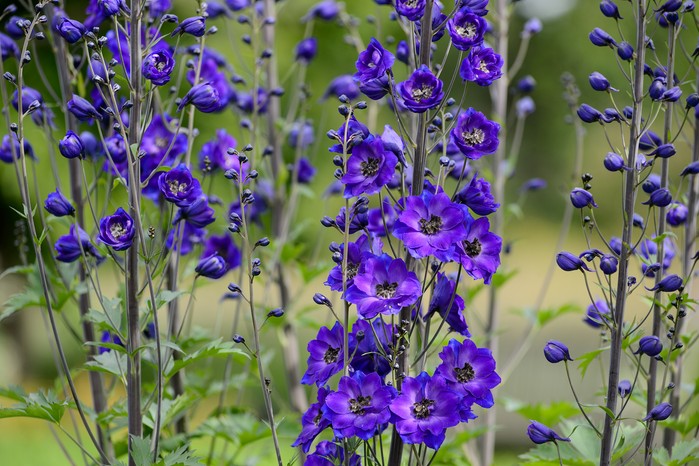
544,340,573,363
517,75,536,93
520,178,547,191
666,203,688,226
644,402,672,421
604,152,625,171
516,96,535,117
5,16,25,39
67,95,101,121
686,93,699,108
600,255,618,275
577,103,603,123
643,188,672,207
618,380,632,398
267,308,284,318
602,108,623,122
44,190,75,217
556,251,591,272
171,16,207,37
633,213,645,228
589,27,616,47
570,188,597,208
636,335,663,356
680,161,699,176
177,82,222,113
232,333,245,343
396,40,410,65
54,16,86,44
58,130,85,159
684,1,696,12
616,41,634,60
302,0,340,22
143,49,175,86
323,75,360,101
643,174,661,193
98,207,135,251
295,37,317,64
195,254,228,279
646,274,683,292
600,0,622,18
656,0,682,12
649,143,675,158
313,293,331,306
522,18,542,37
589,71,616,92
649,78,666,101
527,421,571,444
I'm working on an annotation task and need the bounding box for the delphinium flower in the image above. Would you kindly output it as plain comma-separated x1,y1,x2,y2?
235,88,269,114
201,234,241,271
67,94,102,121
323,75,360,101
302,321,353,386
58,131,85,159
389,372,461,450
344,254,422,319
341,136,398,197
171,16,207,37
328,116,370,154
453,217,502,284
288,121,315,149
556,251,591,272
142,49,175,86
173,196,216,228
166,223,206,255
367,198,398,237
303,0,341,22
447,7,487,50
584,300,611,328
459,46,504,86
397,65,445,113
44,190,75,217
292,387,332,452
295,37,318,64
322,371,395,440
393,189,469,259
158,164,203,206
333,206,368,234
0,134,34,163
178,82,222,113
99,331,124,354
0,32,19,61
55,225,103,263
98,208,136,251
643,402,673,421
543,340,573,363
325,234,379,292
305,441,361,466
396,0,426,20
527,421,571,444
425,273,470,336
194,254,228,279
350,318,393,378
199,129,243,173
187,50,236,109
53,15,87,44
354,38,394,84
294,157,317,184
450,108,500,159
457,174,499,215
436,338,501,411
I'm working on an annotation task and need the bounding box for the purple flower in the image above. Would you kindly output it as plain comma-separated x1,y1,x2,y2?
54,16,86,44
584,300,611,328
447,7,487,50
342,136,398,197
99,331,124,354
516,97,536,117
302,322,353,386
166,223,205,255
393,190,469,259
293,157,317,184
292,387,332,452
600,0,622,19
643,174,662,193
12,87,53,126
390,372,461,450
397,65,444,113
424,273,468,335
303,1,341,22
354,38,394,83
522,17,543,37
367,198,398,237
577,103,604,123
143,49,175,86
58,131,85,159
323,75,360,101
527,421,571,444
4,16,24,40
345,254,422,319
458,0,489,16
296,37,318,64
202,234,241,271
0,32,19,61
666,203,688,226
329,116,370,154
171,16,206,37
98,208,135,251
643,188,673,207
451,108,500,159
199,129,244,174
325,234,379,292
396,0,426,20
636,335,663,357
178,82,222,113
235,88,269,114
323,371,395,440
454,217,502,284
289,122,315,149
0,134,34,163
556,251,591,272
436,338,501,410
680,161,699,176
570,188,598,208
459,47,503,86
589,27,617,47
618,379,632,398
350,319,393,377
396,40,410,64
173,196,216,228
195,254,228,279
226,0,251,11
306,441,360,466
644,402,672,421
44,190,75,217
158,164,202,206
68,95,102,121
457,175,499,215
646,274,683,292
334,206,368,234
600,255,618,275
55,225,103,263
544,340,573,363
604,152,625,171
589,71,617,92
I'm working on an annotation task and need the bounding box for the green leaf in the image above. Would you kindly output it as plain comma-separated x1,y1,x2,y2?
130,435,153,466
164,339,248,378
152,290,187,312
669,439,699,465
0,390,67,424
576,347,609,378
1,289,42,323
85,351,128,377
490,269,518,289
503,398,579,426
0,265,34,282
160,446,203,466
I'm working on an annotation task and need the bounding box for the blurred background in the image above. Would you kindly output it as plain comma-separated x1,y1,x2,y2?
0,0,697,464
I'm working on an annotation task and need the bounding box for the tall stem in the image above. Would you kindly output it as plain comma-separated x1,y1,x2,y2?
599,2,646,464
481,0,509,464
127,2,144,465
645,21,676,463
387,4,433,466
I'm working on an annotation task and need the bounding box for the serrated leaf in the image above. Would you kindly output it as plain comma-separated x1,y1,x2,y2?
130,435,153,466
669,439,699,465
85,351,128,377
0,265,34,282
164,339,248,378
503,397,579,426
577,347,609,378
160,446,203,466
1,289,42,323
152,290,187,312
0,390,67,424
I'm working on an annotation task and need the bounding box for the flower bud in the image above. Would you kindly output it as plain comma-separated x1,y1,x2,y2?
544,340,573,363
295,37,317,64
171,16,206,37
643,402,672,421
67,94,102,121
589,71,615,92
577,103,603,123
666,203,688,226
617,41,634,61
680,161,699,176
517,75,536,93
54,16,86,44
267,308,284,318
589,27,616,47
195,254,228,279
642,188,672,207
600,0,622,18
604,152,625,171
636,335,663,356
646,274,683,292
44,190,75,217
618,379,632,398
556,252,591,272
600,255,618,275
527,421,571,444
570,188,598,208
177,82,222,113
58,130,85,159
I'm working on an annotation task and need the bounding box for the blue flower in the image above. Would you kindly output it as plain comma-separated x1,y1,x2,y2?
527,421,571,444
459,46,503,86
58,131,85,159
354,38,394,84
171,16,206,37
397,65,444,113
195,254,228,279
447,7,487,51
98,208,136,251
178,82,223,113
55,225,103,263
44,190,75,217
544,340,573,363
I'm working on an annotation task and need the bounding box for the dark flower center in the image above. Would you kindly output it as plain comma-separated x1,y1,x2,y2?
454,362,476,383
463,238,482,257
110,222,127,239
412,398,435,419
375,282,399,299
404,0,419,6
419,215,443,235
324,346,340,364
411,85,434,103
456,22,477,39
346,262,359,280
361,157,380,177
349,395,372,415
477,60,490,73
462,128,485,146
156,58,167,71
313,410,323,426
168,179,189,195
156,136,169,148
